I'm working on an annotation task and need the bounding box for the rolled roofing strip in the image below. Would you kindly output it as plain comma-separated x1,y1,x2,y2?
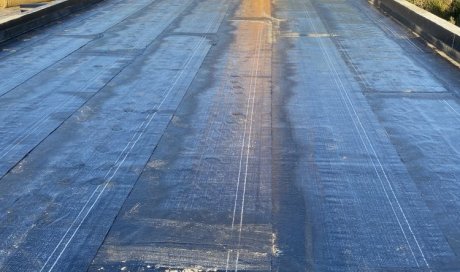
1,0,52,8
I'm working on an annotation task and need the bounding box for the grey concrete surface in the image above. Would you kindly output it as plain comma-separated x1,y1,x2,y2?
0,0,459,271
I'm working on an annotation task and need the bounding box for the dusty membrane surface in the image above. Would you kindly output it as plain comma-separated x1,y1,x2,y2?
0,0,459,271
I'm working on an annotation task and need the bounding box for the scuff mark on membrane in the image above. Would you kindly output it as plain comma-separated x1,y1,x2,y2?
127,202,141,215
147,160,168,170
271,233,282,257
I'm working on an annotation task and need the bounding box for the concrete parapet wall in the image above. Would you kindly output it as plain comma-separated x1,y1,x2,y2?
0,0,103,44
1,0,51,9
371,0,460,62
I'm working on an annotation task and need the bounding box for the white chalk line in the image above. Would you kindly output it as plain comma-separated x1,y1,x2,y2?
234,23,265,272
225,24,265,272
41,4,226,269
301,0,429,268
40,36,208,272
225,27,262,271
443,99,460,118
376,17,424,53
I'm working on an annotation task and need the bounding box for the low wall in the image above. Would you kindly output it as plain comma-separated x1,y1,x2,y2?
371,0,460,62
0,0,103,44
1,0,52,9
